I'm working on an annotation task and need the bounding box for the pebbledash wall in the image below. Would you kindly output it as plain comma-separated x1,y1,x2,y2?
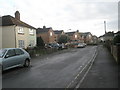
15,26,36,49
2,25,16,48
2,25,36,49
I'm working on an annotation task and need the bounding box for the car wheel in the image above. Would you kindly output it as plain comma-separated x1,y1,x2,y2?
24,59,30,67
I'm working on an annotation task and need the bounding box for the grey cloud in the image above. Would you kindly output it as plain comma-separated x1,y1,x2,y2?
63,2,118,22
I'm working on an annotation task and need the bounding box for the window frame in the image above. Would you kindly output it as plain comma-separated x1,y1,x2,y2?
18,27,24,34
29,29,34,35
15,49,24,56
5,49,16,58
18,40,25,48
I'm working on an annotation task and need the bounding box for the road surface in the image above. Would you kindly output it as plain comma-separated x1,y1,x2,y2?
3,46,97,88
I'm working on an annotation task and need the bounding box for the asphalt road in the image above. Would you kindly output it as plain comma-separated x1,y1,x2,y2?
2,46,97,88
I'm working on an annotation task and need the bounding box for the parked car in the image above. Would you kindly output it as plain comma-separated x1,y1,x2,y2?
59,43,65,50
45,44,52,48
77,43,86,48
0,48,31,71
47,43,60,49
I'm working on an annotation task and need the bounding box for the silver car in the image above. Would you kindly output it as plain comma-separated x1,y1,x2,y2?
77,43,86,48
0,48,31,71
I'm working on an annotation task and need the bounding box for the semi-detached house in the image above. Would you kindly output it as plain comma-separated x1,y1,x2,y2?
54,30,64,42
0,11,36,49
65,31,81,43
37,26,56,44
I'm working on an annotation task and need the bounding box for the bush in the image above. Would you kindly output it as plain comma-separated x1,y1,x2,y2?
113,34,120,45
37,37,45,47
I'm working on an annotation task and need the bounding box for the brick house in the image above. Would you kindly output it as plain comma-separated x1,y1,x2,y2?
80,32,93,44
65,31,80,43
36,26,56,44
54,30,64,42
0,11,36,49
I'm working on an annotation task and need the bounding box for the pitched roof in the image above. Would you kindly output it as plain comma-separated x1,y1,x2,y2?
104,32,114,36
65,32,76,36
36,27,52,34
54,30,63,34
0,15,36,29
80,32,91,37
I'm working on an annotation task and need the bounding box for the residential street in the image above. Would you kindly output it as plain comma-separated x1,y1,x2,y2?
3,46,97,88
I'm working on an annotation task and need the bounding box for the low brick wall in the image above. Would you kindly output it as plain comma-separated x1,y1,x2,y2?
25,47,58,57
117,44,120,64
111,45,117,62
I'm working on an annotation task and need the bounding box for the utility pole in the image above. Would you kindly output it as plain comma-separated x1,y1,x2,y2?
104,21,107,34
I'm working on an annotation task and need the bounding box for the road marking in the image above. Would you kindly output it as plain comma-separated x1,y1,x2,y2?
66,46,98,89
75,50,98,89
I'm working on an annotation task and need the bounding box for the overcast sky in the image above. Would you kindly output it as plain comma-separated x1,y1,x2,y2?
0,0,119,36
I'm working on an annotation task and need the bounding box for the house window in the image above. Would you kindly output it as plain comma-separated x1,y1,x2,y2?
75,35,77,38
18,27,24,34
50,32,53,36
29,29,34,35
18,40,25,48
88,34,91,38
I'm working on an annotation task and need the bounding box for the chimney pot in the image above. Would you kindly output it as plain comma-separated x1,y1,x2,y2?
15,11,20,20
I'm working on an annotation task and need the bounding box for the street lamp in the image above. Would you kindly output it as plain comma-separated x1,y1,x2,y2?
104,21,107,34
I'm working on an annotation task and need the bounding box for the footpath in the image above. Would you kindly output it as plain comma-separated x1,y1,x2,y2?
79,45,118,88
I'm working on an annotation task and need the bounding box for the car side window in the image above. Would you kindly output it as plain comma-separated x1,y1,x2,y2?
6,49,16,58
15,49,24,55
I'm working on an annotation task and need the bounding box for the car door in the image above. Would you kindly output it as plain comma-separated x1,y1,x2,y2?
14,49,25,65
2,49,16,69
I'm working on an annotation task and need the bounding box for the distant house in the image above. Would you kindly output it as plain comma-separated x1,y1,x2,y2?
54,30,64,42
92,35,98,44
99,31,114,42
104,31,114,41
65,31,80,43
0,11,36,49
80,32,93,44
99,35,105,42
36,26,56,44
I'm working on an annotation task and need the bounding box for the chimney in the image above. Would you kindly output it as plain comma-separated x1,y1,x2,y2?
43,26,46,29
77,30,79,33
15,11,20,20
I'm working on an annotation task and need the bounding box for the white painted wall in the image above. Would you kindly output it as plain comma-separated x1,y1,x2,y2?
2,25,16,48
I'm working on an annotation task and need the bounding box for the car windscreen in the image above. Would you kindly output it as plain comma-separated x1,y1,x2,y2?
0,49,7,58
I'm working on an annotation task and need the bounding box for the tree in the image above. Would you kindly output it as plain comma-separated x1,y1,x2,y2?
58,35,70,44
37,37,45,47
113,31,120,45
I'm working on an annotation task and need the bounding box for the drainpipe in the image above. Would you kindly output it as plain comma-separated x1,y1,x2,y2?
14,25,17,48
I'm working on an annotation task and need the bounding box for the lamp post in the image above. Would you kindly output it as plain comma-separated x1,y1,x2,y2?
104,21,107,34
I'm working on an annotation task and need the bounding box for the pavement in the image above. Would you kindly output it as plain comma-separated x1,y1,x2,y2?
78,45,118,88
